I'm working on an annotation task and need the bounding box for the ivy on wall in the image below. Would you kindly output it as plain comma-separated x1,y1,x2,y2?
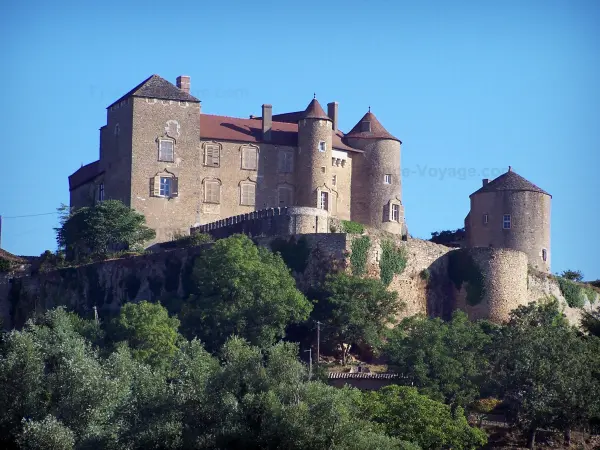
0,257,12,273
350,236,371,276
270,236,311,274
379,240,408,286
447,250,485,306
340,220,365,234
555,276,598,308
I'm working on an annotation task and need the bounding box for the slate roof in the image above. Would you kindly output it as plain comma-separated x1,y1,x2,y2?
470,169,551,197
200,114,362,153
69,160,103,190
108,74,200,108
345,111,401,143
302,98,331,121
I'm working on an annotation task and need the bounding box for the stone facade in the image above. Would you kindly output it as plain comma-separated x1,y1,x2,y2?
68,75,407,247
465,168,552,272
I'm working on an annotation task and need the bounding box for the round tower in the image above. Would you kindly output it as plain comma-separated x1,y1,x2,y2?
466,167,551,272
345,110,405,235
296,97,334,211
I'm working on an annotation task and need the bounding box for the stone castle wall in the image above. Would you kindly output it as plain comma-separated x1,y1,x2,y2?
0,230,582,331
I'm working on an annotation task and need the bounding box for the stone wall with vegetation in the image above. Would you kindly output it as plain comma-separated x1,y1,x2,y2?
1,229,589,330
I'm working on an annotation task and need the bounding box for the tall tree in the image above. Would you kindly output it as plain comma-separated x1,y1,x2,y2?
490,299,600,449
180,234,312,351
55,200,155,261
313,273,402,364
384,310,492,410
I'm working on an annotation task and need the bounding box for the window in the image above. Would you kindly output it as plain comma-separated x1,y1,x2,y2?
241,146,258,170
332,175,337,186
151,174,178,198
158,139,174,162
204,144,220,167
361,121,371,132
320,191,329,210
392,204,400,222
205,180,220,203
278,150,293,173
483,213,489,224
278,186,293,206
384,174,392,184
114,124,120,136
160,177,172,196
318,141,327,152
240,183,256,206
98,183,105,202
542,248,547,262
503,214,511,229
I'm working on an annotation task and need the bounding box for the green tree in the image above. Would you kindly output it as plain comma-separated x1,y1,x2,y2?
384,310,492,410
181,234,312,351
110,301,182,370
490,299,600,449
55,200,155,261
362,385,487,450
18,416,75,450
313,273,402,364
559,269,584,282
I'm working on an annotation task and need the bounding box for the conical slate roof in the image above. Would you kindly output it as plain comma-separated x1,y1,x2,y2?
470,168,551,197
301,98,331,121
345,111,401,143
108,74,200,108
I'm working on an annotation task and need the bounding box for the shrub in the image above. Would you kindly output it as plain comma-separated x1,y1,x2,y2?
556,277,585,308
270,235,311,273
0,257,13,273
350,236,371,276
379,240,407,286
419,268,430,283
471,397,502,414
448,250,485,306
340,220,364,234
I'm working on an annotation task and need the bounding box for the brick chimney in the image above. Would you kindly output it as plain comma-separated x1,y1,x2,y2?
327,102,338,131
176,75,190,94
482,179,489,186
262,104,272,142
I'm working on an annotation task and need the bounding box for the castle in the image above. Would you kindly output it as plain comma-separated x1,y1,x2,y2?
68,74,551,272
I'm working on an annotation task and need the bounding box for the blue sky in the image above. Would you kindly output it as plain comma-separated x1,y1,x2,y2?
1,0,598,279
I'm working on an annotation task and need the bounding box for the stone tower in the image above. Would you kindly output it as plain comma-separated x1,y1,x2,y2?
465,167,551,272
296,97,334,211
346,110,405,235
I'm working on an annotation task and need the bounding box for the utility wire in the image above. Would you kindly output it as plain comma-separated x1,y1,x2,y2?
2,212,59,219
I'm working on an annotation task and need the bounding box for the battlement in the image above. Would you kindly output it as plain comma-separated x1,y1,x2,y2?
191,206,330,239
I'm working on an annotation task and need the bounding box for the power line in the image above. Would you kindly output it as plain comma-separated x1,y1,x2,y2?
2,212,59,219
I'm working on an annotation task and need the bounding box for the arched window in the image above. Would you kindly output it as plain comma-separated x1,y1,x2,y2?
240,181,256,206
158,137,175,162
241,144,258,170
151,171,178,198
203,178,221,204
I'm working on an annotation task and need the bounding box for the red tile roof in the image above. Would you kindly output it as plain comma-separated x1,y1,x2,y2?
200,114,362,153
302,98,331,121
346,111,401,143
69,160,102,190
108,74,200,109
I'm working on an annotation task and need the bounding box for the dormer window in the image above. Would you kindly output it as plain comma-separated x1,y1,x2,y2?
361,121,371,132
318,141,327,152
158,139,174,162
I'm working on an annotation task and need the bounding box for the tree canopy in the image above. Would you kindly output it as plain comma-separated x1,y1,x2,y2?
55,200,155,261
180,234,313,351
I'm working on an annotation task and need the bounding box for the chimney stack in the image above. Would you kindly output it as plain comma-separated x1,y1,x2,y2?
327,102,339,131
262,104,272,142
482,179,489,186
176,75,190,94
508,165,512,172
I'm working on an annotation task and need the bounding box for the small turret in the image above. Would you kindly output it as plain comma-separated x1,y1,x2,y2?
296,97,334,211
346,110,405,235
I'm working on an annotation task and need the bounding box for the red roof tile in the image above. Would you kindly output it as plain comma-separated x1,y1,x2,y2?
69,160,102,190
345,111,401,143
200,114,362,152
302,98,331,121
